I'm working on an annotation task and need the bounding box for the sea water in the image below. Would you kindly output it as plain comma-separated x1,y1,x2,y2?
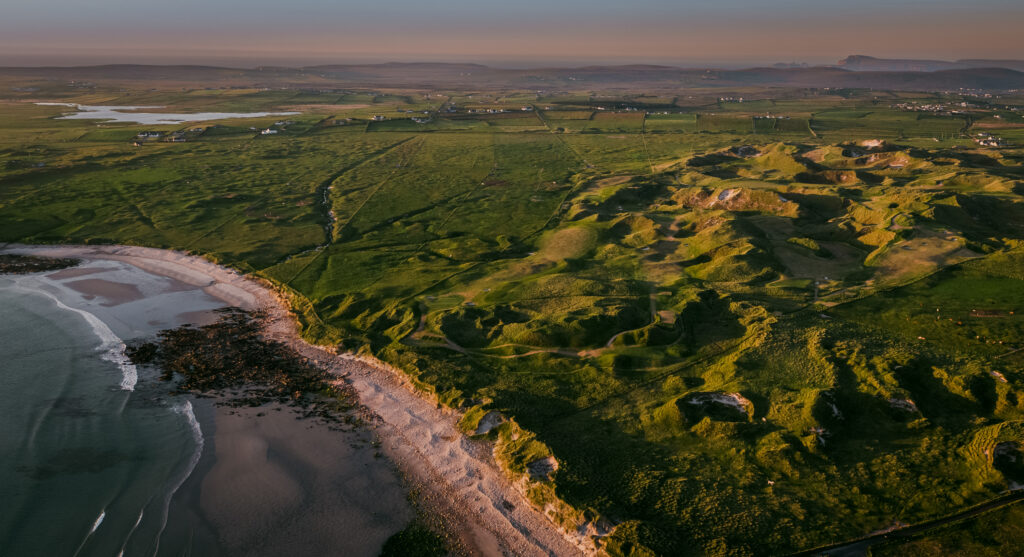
0,282,206,556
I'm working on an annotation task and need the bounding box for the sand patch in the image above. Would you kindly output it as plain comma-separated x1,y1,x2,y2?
45,266,109,280
174,309,225,327
527,456,559,481
199,405,412,557
475,410,506,435
64,278,144,305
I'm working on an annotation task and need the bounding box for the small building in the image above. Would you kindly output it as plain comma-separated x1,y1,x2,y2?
261,128,278,135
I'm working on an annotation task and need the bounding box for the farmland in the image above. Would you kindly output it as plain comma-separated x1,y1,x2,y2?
2,79,1024,556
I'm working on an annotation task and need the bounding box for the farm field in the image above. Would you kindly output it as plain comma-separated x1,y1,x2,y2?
2,82,1024,556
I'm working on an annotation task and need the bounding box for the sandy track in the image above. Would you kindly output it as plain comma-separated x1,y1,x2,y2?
1,244,591,557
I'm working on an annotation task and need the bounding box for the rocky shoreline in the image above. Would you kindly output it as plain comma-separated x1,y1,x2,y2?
0,243,593,557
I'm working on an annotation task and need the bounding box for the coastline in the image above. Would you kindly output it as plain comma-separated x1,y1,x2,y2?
1,244,593,557
0,252,415,556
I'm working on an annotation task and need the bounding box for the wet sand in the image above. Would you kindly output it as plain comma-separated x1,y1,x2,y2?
225,407,408,554
171,404,414,557
63,278,145,305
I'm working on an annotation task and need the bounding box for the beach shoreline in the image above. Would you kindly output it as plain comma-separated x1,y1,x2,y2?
1,243,593,557
1,252,415,556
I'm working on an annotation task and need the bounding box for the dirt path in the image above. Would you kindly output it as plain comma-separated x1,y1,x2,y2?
1,244,592,557
792,492,1024,557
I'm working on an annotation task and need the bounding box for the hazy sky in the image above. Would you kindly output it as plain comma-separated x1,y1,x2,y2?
2,0,1022,67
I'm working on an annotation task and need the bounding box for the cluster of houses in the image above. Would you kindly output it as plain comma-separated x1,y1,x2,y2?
753,113,792,120
133,126,212,145
718,96,744,102
973,132,1010,148
462,107,504,114
956,89,995,99
891,102,968,116
259,120,294,134
441,105,534,115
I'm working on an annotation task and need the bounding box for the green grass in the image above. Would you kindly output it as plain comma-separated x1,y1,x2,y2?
2,88,1024,556
811,108,968,141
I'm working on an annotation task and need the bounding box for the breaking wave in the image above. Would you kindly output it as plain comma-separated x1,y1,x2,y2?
17,284,138,391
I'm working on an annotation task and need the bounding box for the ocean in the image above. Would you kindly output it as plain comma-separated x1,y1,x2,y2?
0,260,414,556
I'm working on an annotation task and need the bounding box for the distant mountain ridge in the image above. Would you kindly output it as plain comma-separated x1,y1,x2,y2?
2,62,1023,91
838,55,1024,72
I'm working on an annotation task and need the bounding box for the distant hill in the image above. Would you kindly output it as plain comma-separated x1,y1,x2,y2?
838,55,1024,72
2,62,1024,92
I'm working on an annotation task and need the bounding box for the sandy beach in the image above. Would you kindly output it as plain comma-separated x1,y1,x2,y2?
165,402,415,557
1,244,592,557
1,252,415,556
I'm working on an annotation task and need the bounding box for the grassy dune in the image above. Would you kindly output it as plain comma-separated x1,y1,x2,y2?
2,85,1024,555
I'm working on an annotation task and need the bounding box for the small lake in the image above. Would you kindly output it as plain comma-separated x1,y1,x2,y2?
36,103,299,125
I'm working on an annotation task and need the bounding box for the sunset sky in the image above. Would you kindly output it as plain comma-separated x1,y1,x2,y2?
2,0,1023,67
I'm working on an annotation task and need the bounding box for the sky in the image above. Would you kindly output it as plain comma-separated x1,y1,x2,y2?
2,0,1023,67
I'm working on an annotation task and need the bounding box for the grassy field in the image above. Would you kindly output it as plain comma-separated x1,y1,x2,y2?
2,85,1024,556
870,500,1024,556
